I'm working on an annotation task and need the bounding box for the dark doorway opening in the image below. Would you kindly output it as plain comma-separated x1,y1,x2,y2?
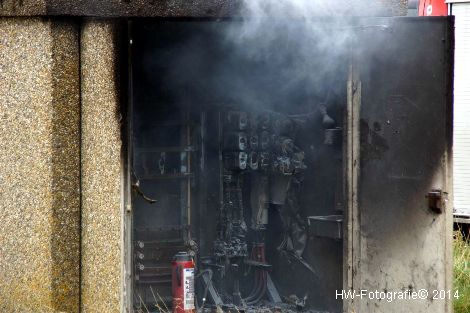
129,20,347,313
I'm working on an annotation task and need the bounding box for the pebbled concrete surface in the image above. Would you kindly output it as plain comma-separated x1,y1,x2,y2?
0,18,80,312
80,18,123,313
0,0,46,16
0,0,407,17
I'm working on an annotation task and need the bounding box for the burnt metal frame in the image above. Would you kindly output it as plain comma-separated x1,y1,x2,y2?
344,54,361,313
124,19,134,313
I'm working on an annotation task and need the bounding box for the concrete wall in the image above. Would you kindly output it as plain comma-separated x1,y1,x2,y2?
380,0,409,15
0,18,80,312
80,19,123,313
0,0,407,17
0,1,46,16
0,16,124,313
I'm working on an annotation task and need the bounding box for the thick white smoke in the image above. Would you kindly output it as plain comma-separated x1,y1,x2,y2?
142,0,394,112
216,0,394,111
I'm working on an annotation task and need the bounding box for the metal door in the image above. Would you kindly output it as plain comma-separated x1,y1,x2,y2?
346,17,454,313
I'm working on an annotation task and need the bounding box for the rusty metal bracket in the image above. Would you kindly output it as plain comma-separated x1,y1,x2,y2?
426,189,446,214
131,171,157,204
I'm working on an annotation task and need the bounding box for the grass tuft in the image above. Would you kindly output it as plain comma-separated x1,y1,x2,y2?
454,230,470,313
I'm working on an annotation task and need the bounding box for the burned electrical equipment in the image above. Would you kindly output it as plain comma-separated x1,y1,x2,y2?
130,21,347,313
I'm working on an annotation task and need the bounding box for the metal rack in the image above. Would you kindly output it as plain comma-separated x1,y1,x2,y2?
133,106,195,308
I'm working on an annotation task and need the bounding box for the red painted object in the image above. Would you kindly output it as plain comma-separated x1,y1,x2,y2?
172,252,196,313
419,0,448,16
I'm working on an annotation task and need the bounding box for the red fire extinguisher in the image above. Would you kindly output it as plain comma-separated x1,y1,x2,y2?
172,252,196,313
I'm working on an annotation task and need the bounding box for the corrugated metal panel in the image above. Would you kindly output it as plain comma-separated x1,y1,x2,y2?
452,3,470,216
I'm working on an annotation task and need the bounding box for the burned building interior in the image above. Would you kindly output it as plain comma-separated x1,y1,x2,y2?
130,20,348,313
